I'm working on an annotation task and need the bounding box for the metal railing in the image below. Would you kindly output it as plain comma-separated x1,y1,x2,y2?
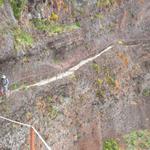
0,116,51,150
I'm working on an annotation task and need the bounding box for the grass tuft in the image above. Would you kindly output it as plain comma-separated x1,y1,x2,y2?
0,0,3,7
103,139,119,150
12,27,33,51
10,0,27,19
97,0,116,8
142,88,150,97
124,130,150,150
31,19,80,35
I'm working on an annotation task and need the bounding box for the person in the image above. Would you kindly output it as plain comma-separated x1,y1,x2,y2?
0,75,9,96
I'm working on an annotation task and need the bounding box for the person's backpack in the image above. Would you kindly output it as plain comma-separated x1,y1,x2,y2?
0,87,3,96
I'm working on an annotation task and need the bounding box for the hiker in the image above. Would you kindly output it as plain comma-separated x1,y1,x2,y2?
0,75,9,96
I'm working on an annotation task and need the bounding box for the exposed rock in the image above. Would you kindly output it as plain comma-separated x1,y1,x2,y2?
0,0,150,150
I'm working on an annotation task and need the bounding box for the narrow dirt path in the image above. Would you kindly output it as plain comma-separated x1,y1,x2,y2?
11,38,147,93
11,45,113,93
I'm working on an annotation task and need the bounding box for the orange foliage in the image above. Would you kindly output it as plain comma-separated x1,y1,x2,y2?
51,0,69,14
63,3,69,13
116,0,122,5
115,80,120,91
36,100,46,112
117,52,129,67
139,0,144,4
53,0,64,12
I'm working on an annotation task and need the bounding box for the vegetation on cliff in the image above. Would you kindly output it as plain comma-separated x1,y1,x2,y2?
142,88,150,97
10,0,27,19
0,0,3,6
124,130,150,150
97,0,116,8
32,18,80,34
103,139,119,150
103,130,150,150
12,27,33,51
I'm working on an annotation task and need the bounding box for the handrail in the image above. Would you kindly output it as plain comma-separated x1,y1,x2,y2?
0,116,51,150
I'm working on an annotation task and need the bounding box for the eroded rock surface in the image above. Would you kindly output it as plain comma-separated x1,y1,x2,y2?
0,0,150,149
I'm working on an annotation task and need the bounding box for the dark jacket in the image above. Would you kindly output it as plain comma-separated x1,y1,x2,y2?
1,78,9,86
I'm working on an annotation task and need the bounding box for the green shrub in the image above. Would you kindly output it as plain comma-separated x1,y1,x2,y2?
103,139,119,150
0,0,3,7
97,78,103,86
31,19,80,34
10,83,20,90
48,12,59,21
124,130,150,150
142,88,150,97
92,63,100,73
96,89,106,98
10,0,27,19
105,75,116,88
46,96,53,103
47,106,59,120
32,19,50,31
10,82,28,90
13,27,33,51
95,13,104,20
97,0,115,8
75,21,81,27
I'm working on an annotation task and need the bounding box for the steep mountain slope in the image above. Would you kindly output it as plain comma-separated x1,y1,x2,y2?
0,0,150,149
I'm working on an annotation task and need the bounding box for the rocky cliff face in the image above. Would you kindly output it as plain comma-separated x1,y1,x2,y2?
0,0,150,150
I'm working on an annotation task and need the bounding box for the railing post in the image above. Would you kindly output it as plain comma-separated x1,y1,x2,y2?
30,127,35,150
